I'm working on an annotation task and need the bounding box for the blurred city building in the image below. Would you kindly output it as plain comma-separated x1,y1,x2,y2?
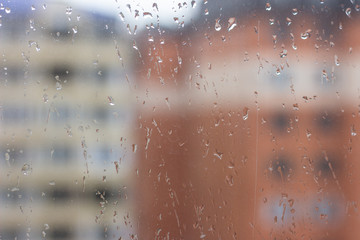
0,1,136,240
135,1,360,240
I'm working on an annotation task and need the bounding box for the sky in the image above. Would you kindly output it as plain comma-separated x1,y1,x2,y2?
1,0,201,30
65,0,201,29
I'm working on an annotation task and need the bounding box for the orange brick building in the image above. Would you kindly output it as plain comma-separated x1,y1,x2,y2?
134,3,360,239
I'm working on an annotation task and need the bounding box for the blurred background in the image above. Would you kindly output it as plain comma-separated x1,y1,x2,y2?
1,0,360,239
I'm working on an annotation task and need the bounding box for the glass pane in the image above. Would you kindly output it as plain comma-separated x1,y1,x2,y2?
1,0,359,240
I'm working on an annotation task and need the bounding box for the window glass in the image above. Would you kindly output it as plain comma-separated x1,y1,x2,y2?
1,1,360,240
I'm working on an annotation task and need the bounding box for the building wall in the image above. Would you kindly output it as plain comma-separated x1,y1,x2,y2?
0,2,136,240
135,13,360,240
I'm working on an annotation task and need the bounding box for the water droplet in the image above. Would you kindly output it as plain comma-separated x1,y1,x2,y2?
351,125,357,136
28,40,35,47
306,129,311,140
165,97,171,110
322,69,327,80
204,8,209,15
314,44,319,51
152,3,159,12
44,224,50,230
66,6,72,15
143,12,152,18
55,82,62,90
28,40,40,51
269,18,275,25
275,67,281,75
265,2,271,11
300,29,312,40
43,94,48,103
288,199,295,207
290,33,294,41
293,103,299,110
5,152,10,161
338,22,343,30
346,8,352,17
48,180,56,186
21,163,32,176
31,5,36,11
215,18,221,31
148,35,154,42
356,4,360,11
334,54,340,66
126,4,131,12
5,7,11,14
118,12,125,21
286,17,292,26
292,8,298,15
225,175,234,186
214,149,223,159
42,231,46,238
227,17,236,32
291,42,297,50
242,107,249,120
191,0,196,8
132,144,137,153
134,9,139,19
126,24,132,34
132,41,138,50
108,96,115,106
72,26,78,34
272,34,277,44
280,49,287,58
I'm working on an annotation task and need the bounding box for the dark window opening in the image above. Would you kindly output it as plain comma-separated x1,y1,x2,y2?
94,188,116,202
49,27,72,39
271,112,290,133
49,227,73,239
50,188,72,201
49,65,73,83
315,154,340,178
315,111,342,132
270,156,292,180
51,146,73,163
